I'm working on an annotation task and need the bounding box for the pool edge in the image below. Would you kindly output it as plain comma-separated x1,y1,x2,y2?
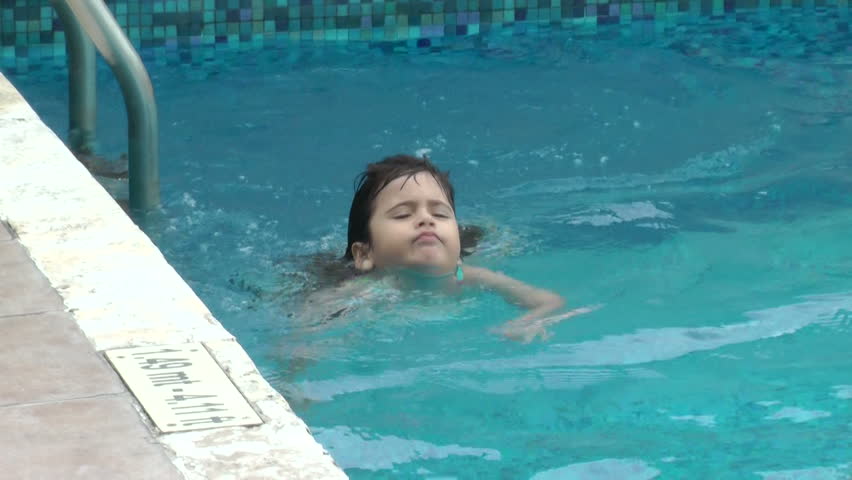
0,72,347,480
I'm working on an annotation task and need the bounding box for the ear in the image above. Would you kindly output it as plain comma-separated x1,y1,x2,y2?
350,242,374,272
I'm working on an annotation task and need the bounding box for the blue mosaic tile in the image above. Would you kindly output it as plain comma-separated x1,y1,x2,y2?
0,0,848,73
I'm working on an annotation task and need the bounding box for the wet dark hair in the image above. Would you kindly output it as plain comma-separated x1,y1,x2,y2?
344,154,458,260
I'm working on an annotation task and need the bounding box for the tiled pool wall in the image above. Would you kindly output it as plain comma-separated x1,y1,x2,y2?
2,0,849,73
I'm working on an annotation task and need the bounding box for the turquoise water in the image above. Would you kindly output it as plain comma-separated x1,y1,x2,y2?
7,10,852,478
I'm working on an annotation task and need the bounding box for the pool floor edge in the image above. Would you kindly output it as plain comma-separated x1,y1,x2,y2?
0,72,347,479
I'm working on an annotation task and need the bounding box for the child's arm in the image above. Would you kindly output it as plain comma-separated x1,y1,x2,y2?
463,265,597,343
464,265,565,311
275,279,370,385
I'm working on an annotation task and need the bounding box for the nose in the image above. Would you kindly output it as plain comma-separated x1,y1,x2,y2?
416,208,435,227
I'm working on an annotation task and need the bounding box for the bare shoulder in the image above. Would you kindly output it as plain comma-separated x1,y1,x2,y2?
306,277,369,304
464,266,529,290
297,278,372,326
462,265,520,287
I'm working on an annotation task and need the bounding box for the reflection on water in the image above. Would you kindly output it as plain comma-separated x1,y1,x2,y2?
530,458,661,480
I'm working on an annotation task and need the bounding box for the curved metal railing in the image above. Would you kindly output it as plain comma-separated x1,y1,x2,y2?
51,0,160,210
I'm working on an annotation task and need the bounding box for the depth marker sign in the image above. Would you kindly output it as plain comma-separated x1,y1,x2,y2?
106,343,263,433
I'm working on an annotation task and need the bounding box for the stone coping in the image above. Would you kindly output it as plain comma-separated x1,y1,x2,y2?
0,72,347,479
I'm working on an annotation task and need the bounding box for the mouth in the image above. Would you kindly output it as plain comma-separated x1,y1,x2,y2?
414,232,441,243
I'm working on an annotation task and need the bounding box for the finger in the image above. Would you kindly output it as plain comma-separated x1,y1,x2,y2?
538,312,578,326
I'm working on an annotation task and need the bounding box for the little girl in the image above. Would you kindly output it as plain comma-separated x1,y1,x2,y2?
303,153,596,343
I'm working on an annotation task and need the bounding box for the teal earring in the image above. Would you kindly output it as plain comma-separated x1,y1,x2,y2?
456,264,464,282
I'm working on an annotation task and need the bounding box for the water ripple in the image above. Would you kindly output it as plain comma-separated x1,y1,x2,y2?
297,292,852,401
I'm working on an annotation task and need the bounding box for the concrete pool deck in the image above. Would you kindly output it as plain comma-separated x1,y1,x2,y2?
0,73,346,478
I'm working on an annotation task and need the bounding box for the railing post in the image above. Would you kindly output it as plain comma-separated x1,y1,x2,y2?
52,1,97,155
53,0,160,211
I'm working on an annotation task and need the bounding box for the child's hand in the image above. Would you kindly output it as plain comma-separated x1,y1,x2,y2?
493,305,602,343
493,318,553,343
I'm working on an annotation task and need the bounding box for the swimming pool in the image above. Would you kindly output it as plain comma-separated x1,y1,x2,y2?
8,9,852,478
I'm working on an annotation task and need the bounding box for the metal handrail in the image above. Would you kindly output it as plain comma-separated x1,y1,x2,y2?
51,0,160,211
53,1,96,156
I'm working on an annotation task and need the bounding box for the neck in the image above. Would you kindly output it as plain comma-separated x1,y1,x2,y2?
387,266,459,290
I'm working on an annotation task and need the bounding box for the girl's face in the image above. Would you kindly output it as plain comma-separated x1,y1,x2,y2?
351,173,461,276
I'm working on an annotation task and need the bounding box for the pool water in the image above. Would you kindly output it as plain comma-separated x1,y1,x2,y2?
8,9,852,478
